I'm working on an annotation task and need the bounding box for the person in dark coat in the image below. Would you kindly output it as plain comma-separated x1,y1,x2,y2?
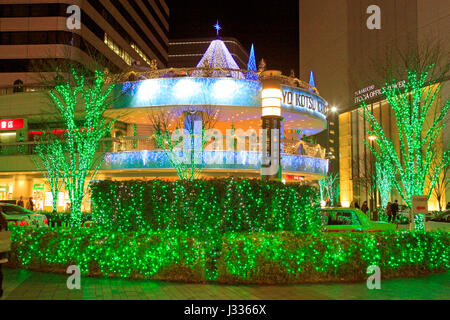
16,196,24,208
386,202,393,222
391,200,399,222
361,201,369,215
26,197,34,211
354,201,360,209
0,212,8,298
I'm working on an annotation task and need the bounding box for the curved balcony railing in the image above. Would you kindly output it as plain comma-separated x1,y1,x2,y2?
0,136,328,176
103,150,328,176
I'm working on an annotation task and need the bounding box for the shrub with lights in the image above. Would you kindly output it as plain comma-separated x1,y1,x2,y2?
6,179,449,283
89,179,322,235
7,227,449,284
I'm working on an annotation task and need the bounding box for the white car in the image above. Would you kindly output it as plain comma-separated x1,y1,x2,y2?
0,203,48,228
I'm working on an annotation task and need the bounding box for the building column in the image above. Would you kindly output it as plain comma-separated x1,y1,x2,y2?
260,70,283,181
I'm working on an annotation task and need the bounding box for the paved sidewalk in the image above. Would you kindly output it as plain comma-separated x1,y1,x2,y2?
1,268,448,300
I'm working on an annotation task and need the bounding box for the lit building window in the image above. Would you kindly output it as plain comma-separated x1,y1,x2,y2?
104,33,132,66
131,43,151,66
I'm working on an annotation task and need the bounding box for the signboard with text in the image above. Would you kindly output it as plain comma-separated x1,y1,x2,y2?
0,118,24,130
412,195,428,215
281,86,327,118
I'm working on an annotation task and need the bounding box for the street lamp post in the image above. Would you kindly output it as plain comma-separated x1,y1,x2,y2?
368,135,378,219
261,70,283,181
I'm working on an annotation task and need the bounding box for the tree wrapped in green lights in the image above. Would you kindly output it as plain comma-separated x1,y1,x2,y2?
318,178,327,205
46,68,117,226
375,159,394,210
32,135,65,212
319,173,340,207
363,62,450,210
149,107,218,181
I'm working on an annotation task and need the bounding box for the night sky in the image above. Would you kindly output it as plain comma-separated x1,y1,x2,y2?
167,0,299,76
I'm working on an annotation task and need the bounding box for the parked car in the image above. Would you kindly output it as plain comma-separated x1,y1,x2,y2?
0,203,48,228
321,208,397,233
431,209,450,222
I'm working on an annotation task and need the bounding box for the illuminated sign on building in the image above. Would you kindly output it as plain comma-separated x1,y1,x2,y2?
0,118,24,130
281,86,327,118
354,81,405,104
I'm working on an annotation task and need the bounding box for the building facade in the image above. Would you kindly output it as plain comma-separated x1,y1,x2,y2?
299,0,450,210
0,37,329,211
0,0,169,90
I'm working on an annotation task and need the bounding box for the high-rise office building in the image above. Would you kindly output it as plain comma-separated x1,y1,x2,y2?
300,0,450,209
0,0,169,89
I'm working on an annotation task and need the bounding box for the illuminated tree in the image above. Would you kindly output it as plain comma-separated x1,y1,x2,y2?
318,179,326,204
319,173,340,207
45,67,117,226
363,63,449,208
375,159,395,209
32,135,64,212
149,107,218,181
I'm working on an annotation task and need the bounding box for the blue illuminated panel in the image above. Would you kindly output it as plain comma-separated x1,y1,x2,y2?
104,150,328,177
116,78,262,108
281,85,327,120
116,78,328,119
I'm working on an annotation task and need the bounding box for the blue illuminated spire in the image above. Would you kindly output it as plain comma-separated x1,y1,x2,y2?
193,36,244,79
246,44,258,80
214,20,221,38
309,70,316,87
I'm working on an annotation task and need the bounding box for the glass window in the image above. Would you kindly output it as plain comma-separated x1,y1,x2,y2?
1,205,31,215
327,211,360,226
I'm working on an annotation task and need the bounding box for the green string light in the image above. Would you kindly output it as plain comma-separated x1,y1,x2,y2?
362,65,450,208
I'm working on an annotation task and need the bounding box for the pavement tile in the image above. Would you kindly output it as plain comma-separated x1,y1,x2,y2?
1,268,448,300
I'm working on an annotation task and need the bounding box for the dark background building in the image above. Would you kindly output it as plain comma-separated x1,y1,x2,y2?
299,0,450,207
167,0,299,76
0,0,169,88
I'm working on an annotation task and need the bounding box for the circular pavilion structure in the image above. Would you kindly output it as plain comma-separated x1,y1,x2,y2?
100,37,329,182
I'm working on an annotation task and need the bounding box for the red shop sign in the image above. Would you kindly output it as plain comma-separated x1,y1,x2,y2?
0,118,24,130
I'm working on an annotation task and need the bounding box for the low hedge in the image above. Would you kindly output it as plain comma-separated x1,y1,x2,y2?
6,227,449,284
217,231,449,284
7,227,208,282
90,179,321,234
37,212,93,227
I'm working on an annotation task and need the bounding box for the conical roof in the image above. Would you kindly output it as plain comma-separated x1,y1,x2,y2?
193,39,244,79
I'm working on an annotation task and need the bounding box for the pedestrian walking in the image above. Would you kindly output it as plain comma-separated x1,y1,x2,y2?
16,196,24,208
386,202,392,222
0,211,10,298
361,201,369,215
26,197,34,211
391,200,399,222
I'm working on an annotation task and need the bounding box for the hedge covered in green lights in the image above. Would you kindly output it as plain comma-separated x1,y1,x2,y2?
90,179,322,234
7,227,449,284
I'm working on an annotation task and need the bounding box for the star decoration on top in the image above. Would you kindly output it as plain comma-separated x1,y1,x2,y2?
214,20,221,37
